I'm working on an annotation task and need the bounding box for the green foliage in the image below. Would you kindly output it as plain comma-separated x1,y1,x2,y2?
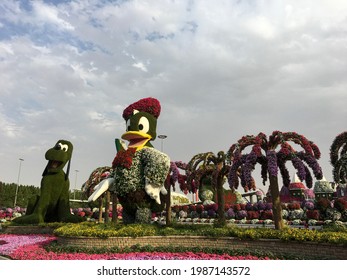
44,241,301,259
0,181,40,208
53,222,347,245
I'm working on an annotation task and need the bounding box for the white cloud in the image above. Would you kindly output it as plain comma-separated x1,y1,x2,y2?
0,0,346,190
32,1,75,31
246,16,277,39
132,62,148,72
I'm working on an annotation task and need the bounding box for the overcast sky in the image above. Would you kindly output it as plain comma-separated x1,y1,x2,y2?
1,0,346,193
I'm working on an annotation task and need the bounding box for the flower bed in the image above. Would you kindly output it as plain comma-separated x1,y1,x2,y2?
2,198,347,225
0,234,271,260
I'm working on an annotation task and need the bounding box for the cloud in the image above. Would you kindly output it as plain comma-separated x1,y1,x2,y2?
0,0,346,192
32,1,75,31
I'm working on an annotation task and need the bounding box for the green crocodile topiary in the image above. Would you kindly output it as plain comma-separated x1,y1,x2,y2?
13,140,82,224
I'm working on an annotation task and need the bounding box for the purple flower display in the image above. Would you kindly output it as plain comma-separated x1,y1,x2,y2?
291,156,306,181
330,132,347,183
257,201,266,211
266,150,278,177
236,210,247,220
225,208,235,218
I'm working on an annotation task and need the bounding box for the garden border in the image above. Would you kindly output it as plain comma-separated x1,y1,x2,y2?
55,235,347,260
2,226,346,259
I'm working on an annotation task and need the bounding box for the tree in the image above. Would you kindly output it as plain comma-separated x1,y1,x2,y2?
330,131,347,184
0,182,39,208
164,161,184,225
82,166,114,223
227,131,323,229
185,151,229,226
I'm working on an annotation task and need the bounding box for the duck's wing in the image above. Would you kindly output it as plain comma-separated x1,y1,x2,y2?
88,177,115,202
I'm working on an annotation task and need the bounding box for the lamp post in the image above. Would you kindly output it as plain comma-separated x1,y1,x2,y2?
14,158,24,207
74,170,79,200
158,134,167,152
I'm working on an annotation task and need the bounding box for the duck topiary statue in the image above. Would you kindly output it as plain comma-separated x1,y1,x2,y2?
88,97,170,223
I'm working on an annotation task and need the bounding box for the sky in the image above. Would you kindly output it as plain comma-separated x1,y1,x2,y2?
0,0,346,193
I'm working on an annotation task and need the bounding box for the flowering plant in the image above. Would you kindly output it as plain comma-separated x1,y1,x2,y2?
225,208,235,219
292,219,302,225
264,219,273,225
306,210,320,220
112,148,137,169
113,147,170,197
289,209,304,220
330,131,347,183
236,210,247,220
302,200,315,210
122,97,161,120
178,210,187,218
282,209,289,219
314,180,333,193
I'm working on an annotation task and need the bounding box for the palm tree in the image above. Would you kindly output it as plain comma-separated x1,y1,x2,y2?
330,131,347,184
227,131,323,229
185,151,229,226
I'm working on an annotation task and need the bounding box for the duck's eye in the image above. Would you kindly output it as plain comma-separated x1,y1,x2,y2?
126,119,131,131
138,116,149,133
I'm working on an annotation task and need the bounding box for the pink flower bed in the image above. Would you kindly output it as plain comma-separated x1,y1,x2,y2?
0,234,272,260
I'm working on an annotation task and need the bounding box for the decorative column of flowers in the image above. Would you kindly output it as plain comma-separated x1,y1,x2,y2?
227,131,323,230
164,161,181,225
330,131,347,184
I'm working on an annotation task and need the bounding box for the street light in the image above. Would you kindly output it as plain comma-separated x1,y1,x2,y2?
14,158,24,207
157,135,167,152
74,170,79,200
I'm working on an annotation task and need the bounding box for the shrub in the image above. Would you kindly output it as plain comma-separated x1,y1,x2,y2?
334,198,347,212
316,198,332,212
236,210,247,220
289,209,304,220
225,208,235,219
265,203,272,210
207,209,217,218
302,200,315,210
247,211,260,220
260,210,273,220
233,204,241,211
282,209,289,219
306,210,320,220
196,204,204,214
288,202,301,210
245,203,254,211
257,201,266,211
325,208,341,221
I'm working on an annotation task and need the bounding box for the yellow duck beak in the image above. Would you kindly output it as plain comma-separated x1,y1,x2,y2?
121,131,152,150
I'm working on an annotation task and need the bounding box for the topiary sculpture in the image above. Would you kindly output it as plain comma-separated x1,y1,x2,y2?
13,140,82,224
88,98,170,224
